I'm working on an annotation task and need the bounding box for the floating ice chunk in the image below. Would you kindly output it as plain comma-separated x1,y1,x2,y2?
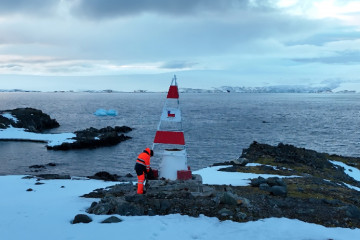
94,109,118,116
94,109,108,116
1,113,18,123
106,109,118,116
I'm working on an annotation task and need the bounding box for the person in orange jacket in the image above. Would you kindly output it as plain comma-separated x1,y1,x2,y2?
134,147,153,194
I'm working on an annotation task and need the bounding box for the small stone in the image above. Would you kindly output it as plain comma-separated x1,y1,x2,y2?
125,173,133,178
72,214,92,224
101,216,122,223
35,182,44,185
259,183,271,192
26,188,33,192
270,186,287,197
61,186,65,188
218,208,233,217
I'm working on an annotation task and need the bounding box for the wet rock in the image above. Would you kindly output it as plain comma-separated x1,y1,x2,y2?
88,171,119,181
29,165,46,169
36,174,71,180
26,188,33,192
47,126,132,150
101,216,122,223
72,214,92,224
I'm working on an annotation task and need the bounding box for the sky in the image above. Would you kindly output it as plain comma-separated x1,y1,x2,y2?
1,0,360,91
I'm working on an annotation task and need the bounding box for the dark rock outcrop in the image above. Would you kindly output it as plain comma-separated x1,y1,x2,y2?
88,171,120,181
47,126,132,150
72,214,92,224
101,216,122,223
0,108,59,132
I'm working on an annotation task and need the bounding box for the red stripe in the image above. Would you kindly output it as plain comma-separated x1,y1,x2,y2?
154,131,185,145
167,86,179,99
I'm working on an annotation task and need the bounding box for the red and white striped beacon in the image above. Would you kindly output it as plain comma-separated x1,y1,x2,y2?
152,75,192,180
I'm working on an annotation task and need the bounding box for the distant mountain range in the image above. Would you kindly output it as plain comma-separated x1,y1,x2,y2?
0,86,357,93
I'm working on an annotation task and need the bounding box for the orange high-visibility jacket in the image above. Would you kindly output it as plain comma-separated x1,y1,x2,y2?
136,148,151,172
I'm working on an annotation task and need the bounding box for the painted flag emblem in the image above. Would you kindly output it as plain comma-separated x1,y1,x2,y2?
167,110,175,118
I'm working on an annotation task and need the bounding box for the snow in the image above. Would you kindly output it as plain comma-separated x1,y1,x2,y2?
329,160,360,191
0,175,359,240
94,108,118,116
193,165,299,186
329,160,360,182
0,126,76,147
1,113,18,123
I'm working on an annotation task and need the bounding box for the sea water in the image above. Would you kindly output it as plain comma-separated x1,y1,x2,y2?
0,92,359,176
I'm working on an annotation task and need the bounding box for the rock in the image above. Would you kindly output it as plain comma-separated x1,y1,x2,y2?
236,212,247,220
220,192,238,205
345,205,360,219
250,176,267,187
101,216,122,223
89,171,119,181
233,157,249,166
47,163,56,167
26,188,33,192
267,177,286,187
218,208,233,217
72,214,92,224
259,183,271,192
47,126,132,150
270,186,287,197
125,173,133,178
0,108,59,132
36,174,71,180
29,165,46,169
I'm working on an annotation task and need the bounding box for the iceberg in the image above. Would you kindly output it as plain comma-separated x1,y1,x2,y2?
94,109,118,116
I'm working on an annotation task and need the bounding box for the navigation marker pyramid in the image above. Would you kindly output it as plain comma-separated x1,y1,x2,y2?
153,75,191,180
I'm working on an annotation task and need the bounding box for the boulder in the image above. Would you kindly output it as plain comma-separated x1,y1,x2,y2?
101,216,122,224
270,186,287,197
72,214,92,224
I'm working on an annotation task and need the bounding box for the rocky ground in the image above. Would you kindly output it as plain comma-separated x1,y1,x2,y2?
0,108,132,150
82,142,360,228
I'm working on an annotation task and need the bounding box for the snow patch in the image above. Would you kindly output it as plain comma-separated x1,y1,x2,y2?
194,165,299,186
329,160,360,182
0,126,76,147
1,113,18,123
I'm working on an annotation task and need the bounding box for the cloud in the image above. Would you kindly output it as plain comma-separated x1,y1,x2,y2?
292,50,360,64
160,61,198,69
71,0,275,19
0,0,59,16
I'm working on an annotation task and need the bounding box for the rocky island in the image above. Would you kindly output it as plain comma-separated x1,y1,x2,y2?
0,108,132,150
